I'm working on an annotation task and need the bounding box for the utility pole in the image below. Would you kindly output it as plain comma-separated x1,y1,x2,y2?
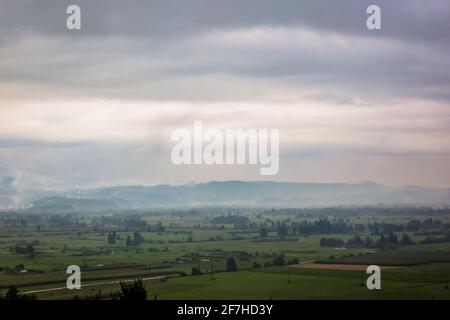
287,266,291,283
210,261,215,280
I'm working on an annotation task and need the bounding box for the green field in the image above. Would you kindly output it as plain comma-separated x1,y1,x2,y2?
1,208,449,300
18,263,450,300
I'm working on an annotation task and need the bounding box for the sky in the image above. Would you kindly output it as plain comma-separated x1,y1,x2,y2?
0,0,449,189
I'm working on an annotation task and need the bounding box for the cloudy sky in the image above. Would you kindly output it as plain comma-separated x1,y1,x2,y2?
0,0,449,189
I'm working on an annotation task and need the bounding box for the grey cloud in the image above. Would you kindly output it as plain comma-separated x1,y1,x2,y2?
1,1,449,45
1,24,448,104
0,1,448,104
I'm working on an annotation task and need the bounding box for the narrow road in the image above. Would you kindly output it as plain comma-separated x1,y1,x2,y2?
22,275,166,295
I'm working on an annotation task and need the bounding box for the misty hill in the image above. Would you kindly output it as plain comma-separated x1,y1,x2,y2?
1,178,449,211
63,181,450,209
27,196,131,213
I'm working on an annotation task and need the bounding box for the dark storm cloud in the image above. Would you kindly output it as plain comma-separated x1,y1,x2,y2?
0,0,448,104
1,0,449,44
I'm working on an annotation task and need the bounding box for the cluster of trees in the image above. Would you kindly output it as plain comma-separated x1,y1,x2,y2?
291,219,355,235
405,219,443,231
12,242,36,258
259,228,269,238
95,215,166,233
320,233,415,250
191,267,202,275
212,215,250,226
276,226,289,239
368,219,446,235
113,279,147,300
256,217,448,241
226,258,237,272
263,207,450,217
252,255,299,268
259,219,357,239
126,231,146,246
272,255,285,266
367,222,405,234
0,286,36,300
107,231,120,244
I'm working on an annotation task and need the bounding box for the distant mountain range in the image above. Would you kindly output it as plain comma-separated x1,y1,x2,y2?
0,177,449,212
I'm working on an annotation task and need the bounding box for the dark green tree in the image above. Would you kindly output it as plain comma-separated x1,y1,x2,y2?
400,233,414,245
133,231,146,245
273,255,285,266
118,279,147,301
259,228,268,238
191,267,202,275
126,235,133,246
107,232,116,244
226,258,237,272
277,226,289,239
1,286,36,301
